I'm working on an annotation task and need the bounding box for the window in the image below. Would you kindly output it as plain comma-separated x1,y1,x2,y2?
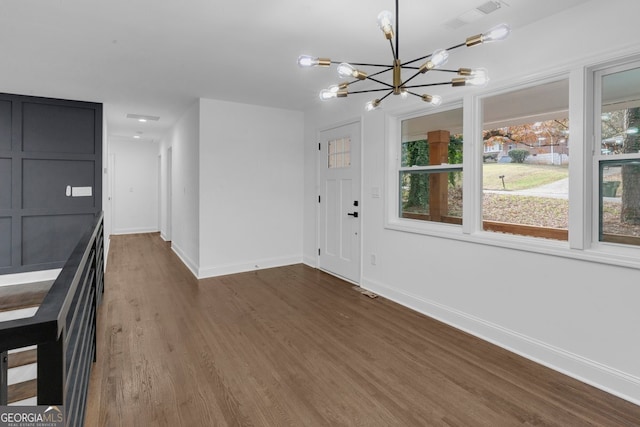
595,63,640,246
383,52,640,269
398,107,463,225
481,79,570,240
328,137,351,168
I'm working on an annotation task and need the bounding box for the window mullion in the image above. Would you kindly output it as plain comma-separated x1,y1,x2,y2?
568,66,590,250
463,93,480,235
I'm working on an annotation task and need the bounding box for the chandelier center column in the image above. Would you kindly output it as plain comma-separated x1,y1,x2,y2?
393,60,403,95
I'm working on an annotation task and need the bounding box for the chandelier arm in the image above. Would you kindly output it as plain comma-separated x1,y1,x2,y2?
403,42,467,67
332,61,396,68
402,54,431,67
446,42,467,51
369,66,395,78
400,69,424,87
380,90,395,102
389,39,397,61
364,76,395,89
348,88,396,94
403,82,452,89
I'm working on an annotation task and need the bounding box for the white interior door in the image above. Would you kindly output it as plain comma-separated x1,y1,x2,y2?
318,121,361,284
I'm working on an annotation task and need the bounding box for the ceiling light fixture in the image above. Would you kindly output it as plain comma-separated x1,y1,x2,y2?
298,0,511,111
126,113,160,122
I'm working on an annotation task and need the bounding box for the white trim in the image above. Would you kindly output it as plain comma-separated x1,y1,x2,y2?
362,276,640,406
302,255,317,268
198,256,303,279
170,242,199,278
0,307,38,322
399,164,462,172
111,227,159,235
569,66,590,250
384,101,465,235
8,363,37,386
0,269,60,287
589,55,640,257
463,93,481,235
9,397,37,406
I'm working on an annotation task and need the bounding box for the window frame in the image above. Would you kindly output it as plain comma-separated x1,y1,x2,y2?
385,102,466,237
477,75,571,241
383,51,640,270
589,55,640,258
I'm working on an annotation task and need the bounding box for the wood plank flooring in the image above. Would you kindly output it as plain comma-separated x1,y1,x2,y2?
0,280,52,312
84,233,640,426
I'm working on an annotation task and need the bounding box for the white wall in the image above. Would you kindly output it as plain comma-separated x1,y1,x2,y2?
198,99,304,277
303,0,640,404
109,137,159,234
166,101,200,274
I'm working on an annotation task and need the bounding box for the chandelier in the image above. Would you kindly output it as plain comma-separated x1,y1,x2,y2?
297,0,511,111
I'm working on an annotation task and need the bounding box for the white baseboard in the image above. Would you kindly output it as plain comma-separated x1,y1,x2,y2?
111,227,159,235
198,255,302,279
362,277,640,407
9,397,37,406
0,307,38,322
8,363,37,386
302,255,317,268
0,269,61,287
170,243,199,278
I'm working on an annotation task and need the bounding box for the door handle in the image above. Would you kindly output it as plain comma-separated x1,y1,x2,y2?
347,212,359,218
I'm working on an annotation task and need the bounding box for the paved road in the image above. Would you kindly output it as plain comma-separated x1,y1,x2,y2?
515,177,569,198
485,178,569,199
485,177,621,202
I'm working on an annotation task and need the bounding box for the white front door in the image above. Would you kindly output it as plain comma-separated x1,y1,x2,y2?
318,121,361,284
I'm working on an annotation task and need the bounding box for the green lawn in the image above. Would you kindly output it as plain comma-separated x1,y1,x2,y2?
482,163,569,191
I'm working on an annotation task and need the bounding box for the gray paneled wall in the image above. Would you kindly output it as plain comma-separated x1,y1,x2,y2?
0,93,102,274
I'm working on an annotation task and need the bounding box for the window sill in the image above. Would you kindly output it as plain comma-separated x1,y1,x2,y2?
385,217,640,270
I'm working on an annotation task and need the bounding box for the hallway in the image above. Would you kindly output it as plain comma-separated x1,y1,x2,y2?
84,233,640,426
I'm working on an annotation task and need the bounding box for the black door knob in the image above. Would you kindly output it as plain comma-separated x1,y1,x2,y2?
347,212,359,218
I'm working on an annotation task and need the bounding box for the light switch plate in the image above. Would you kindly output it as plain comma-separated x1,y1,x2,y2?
72,186,92,197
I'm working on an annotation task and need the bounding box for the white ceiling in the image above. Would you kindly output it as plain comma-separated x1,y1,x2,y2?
0,0,590,144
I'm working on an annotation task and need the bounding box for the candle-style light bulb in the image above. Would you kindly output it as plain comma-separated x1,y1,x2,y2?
377,10,394,39
482,23,511,43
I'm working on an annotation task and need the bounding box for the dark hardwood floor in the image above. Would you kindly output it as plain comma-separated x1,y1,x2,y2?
85,233,640,426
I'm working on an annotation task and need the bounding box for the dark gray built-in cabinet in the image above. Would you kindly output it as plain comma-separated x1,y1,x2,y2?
0,93,102,274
